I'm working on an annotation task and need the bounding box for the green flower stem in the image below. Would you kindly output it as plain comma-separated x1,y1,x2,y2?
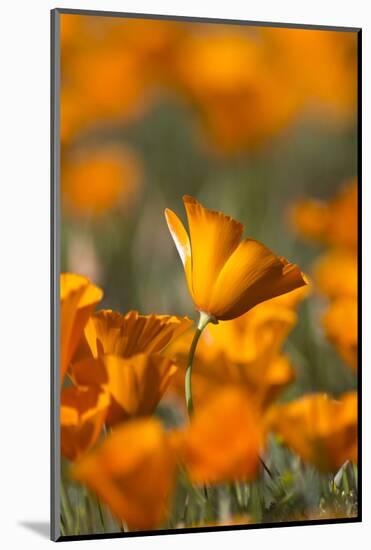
185,311,212,416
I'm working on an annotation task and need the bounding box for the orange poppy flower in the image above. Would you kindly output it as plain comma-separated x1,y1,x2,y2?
172,30,300,154
71,353,178,426
322,298,358,371
62,145,142,217
165,196,306,321
205,297,299,365
172,387,263,484
171,351,294,414
268,392,358,472
73,309,192,362
262,28,357,119
313,249,357,300
291,178,358,249
169,328,295,413
72,418,176,531
60,273,103,383
168,288,304,410
61,385,110,461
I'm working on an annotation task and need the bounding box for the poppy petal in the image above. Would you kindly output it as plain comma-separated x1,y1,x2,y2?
209,238,306,320
183,195,243,311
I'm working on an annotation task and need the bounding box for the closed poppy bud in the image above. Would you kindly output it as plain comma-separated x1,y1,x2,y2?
267,392,358,472
72,418,176,531
61,385,110,461
60,273,103,383
173,387,263,484
165,196,306,321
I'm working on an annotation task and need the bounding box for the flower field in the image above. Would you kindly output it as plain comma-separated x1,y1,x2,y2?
59,13,359,537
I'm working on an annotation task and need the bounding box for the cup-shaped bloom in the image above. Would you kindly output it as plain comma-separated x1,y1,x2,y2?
165,196,306,321
168,297,298,411
267,392,358,472
172,387,263,484
72,418,176,531
74,309,192,362
205,298,298,365
61,386,110,461
71,353,178,426
60,273,103,382
322,298,358,371
170,342,294,413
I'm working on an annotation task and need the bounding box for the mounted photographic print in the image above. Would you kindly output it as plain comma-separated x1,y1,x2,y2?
51,8,361,542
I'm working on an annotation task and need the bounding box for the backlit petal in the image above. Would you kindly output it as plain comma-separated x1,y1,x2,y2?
164,208,193,296
60,273,103,382
61,386,110,461
183,195,243,311
74,309,192,361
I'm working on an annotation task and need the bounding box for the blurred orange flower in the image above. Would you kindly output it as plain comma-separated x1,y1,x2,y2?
73,309,192,361
168,288,306,410
172,387,263,484
170,350,294,414
268,392,358,472
62,146,142,217
60,16,187,146
173,30,300,154
60,273,103,383
291,178,358,249
322,298,358,371
61,386,110,461
73,418,176,531
165,195,306,321
262,28,357,120
71,353,178,426
61,34,150,145
313,249,357,300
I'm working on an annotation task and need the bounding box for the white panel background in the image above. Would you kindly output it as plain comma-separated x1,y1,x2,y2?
0,1,368,547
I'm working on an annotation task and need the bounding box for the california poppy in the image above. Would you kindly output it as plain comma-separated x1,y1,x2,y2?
71,353,178,425
322,298,358,371
165,195,306,322
291,179,358,249
73,418,176,531
62,145,142,217
268,392,358,472
172,387,263,484
262,29,357,120
73,309,192,362
172,30,300,154
61,385,110,461
60,273,103,383
313,250,357,300
168,291,301,411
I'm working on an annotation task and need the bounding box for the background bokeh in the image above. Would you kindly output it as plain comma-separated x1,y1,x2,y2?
60,15,357,404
